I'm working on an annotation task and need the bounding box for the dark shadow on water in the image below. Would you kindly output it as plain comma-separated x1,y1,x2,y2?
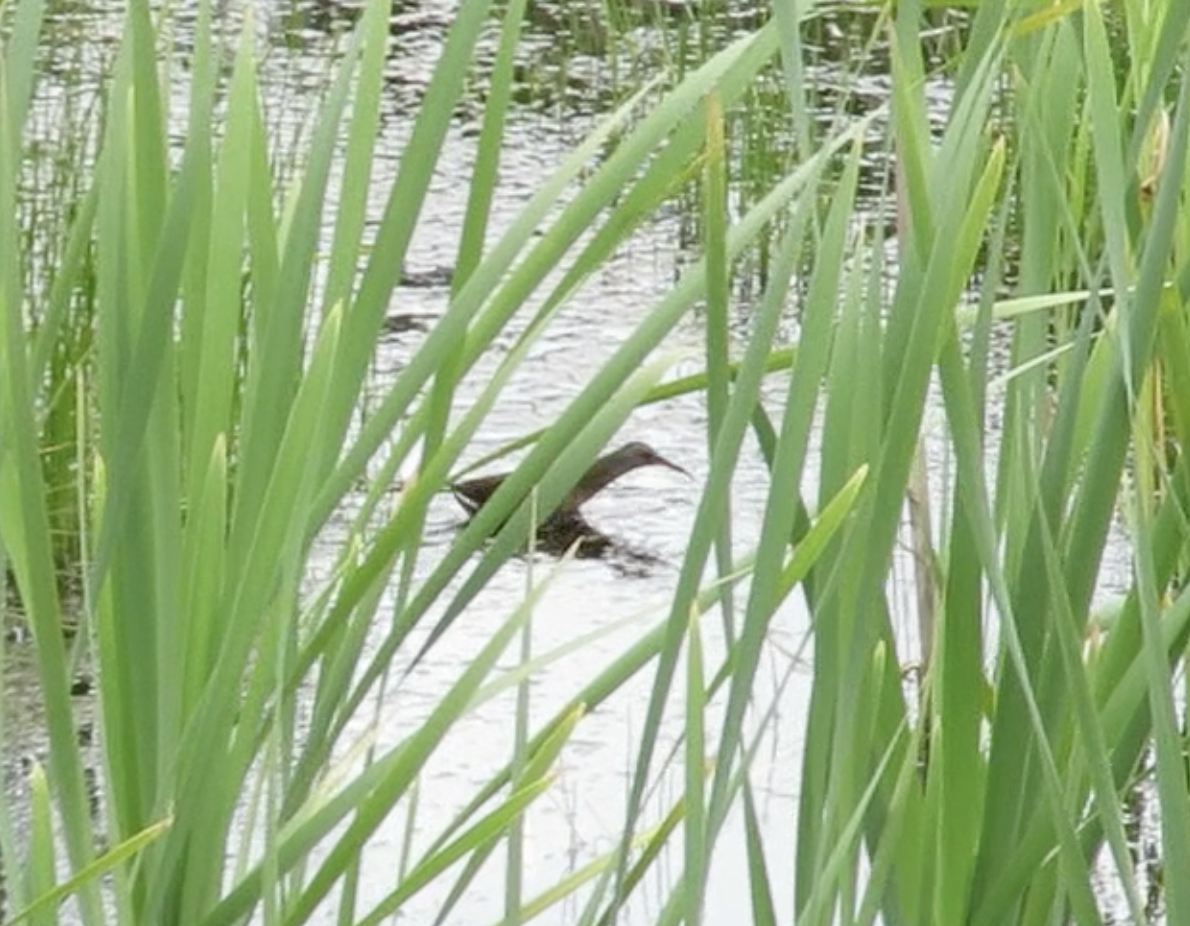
450,513,671,576
380,312,436,335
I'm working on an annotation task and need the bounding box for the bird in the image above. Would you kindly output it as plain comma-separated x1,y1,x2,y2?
450,441,688,552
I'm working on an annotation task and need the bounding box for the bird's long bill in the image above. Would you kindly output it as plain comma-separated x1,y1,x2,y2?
655,454,691,478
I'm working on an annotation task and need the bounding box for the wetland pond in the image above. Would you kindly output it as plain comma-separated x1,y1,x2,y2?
2,1,1147,923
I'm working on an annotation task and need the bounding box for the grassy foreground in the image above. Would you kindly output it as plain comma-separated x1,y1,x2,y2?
2,1,1190,924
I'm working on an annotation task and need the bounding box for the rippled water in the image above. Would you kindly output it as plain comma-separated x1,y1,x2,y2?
356,198,809,920
6,2,811,921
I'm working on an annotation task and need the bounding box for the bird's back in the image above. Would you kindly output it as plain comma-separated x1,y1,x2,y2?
451,473,504,516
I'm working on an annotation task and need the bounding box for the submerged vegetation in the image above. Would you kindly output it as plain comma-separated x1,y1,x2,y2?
1,0,1190,924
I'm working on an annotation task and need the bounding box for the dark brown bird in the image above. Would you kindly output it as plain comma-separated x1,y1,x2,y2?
451,441,688,524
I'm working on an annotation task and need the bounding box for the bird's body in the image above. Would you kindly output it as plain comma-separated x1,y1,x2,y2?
450,472,511,518
450,441,687,552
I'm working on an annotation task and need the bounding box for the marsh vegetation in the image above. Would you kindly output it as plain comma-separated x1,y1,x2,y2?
2,1,1189,924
